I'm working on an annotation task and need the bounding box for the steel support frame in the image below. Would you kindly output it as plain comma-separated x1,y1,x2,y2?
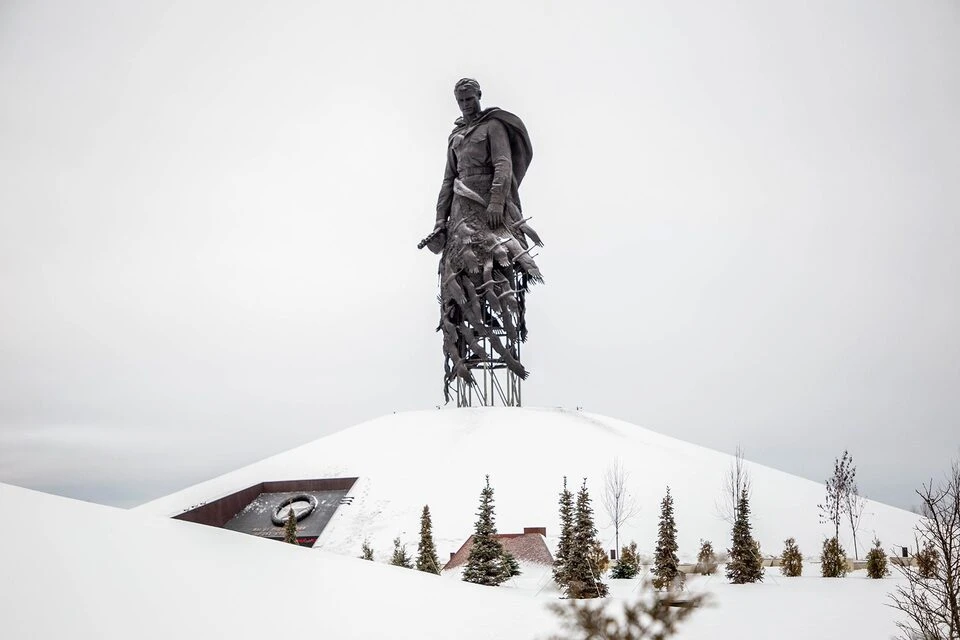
455,283,524,408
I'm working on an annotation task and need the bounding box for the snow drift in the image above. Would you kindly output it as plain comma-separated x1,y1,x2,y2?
0,482,556,640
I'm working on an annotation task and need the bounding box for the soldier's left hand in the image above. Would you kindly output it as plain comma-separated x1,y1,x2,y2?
486,203,504,228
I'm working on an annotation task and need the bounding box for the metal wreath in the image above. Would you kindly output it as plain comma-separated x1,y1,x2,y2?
270,494,318,526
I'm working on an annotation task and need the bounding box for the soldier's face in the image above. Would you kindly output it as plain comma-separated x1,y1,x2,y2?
455,88,481,118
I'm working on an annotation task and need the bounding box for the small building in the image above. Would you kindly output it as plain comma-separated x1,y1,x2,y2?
444,527,554,571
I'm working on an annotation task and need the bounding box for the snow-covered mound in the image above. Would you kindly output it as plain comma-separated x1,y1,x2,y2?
138,408,919,563
0,482,555,640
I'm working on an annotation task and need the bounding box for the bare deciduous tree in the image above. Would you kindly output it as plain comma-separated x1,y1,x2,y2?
891,461,960,640
603,458,639,557
716,445,751,525
846,483,866,560
818,450,854,541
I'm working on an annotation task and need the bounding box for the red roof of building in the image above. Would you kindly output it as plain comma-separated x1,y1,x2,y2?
443,527,554,571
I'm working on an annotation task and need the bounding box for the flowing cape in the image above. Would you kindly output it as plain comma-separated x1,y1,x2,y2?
450,107,533,211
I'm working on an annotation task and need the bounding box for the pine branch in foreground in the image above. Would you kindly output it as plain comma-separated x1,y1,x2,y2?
549,578,708,640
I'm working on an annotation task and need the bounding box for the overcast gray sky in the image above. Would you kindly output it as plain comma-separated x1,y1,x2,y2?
1,0,958,510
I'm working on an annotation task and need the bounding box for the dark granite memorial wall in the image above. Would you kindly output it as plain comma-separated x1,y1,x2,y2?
174,478,358,546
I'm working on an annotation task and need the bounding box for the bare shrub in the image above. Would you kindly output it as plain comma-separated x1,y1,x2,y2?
604,458,640,557
890,461,960,640
716,445,751,525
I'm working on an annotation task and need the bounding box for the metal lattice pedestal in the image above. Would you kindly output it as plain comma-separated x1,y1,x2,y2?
454,281,525,408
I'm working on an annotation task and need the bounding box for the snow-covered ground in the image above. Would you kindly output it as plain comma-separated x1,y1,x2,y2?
1,408,921,638
1,481,911,639
0,483,556,640
139,407,919,566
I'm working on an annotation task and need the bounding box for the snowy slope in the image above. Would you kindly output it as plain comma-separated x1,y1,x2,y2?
138,408,919,564
0,480,914,640
0,482,556,640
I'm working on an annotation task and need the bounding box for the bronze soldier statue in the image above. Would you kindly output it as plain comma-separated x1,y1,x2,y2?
419,78,544,405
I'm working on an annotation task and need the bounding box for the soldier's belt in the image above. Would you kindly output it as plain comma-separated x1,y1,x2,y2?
458,167,494,177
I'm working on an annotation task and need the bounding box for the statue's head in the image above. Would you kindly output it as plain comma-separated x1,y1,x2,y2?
454,78,482,120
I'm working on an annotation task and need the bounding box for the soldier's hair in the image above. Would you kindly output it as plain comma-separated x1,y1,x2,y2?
454,78,481,95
